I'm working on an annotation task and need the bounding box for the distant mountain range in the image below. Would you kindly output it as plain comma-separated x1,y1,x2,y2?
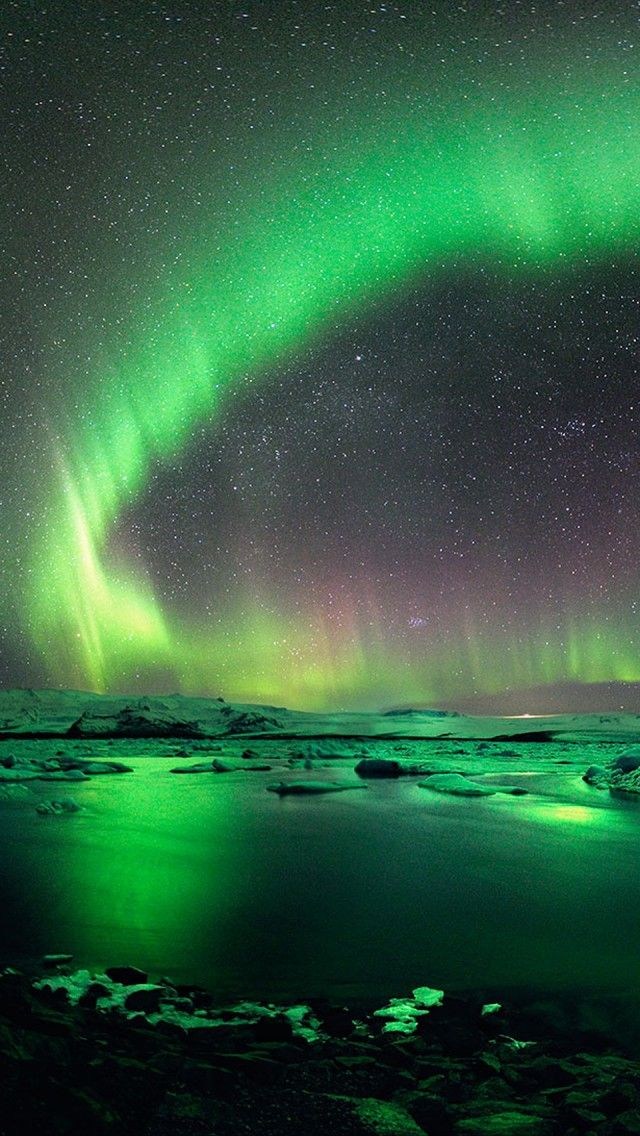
0,688,639,742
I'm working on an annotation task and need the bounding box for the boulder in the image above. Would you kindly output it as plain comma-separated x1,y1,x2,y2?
105,966,148,986
124,986,166,1013
583,748,640,795
78,982,111,1009
355,758,403,778
612,749,640,774
266,781,367,796
583,765,607,785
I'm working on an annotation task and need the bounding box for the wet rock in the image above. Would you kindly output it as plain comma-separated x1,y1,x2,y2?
181,1060,237,1097
78,982,111,1009
37,769,90,782
355,758,403,778
170,761,213,773
252,1014,295,1042
105,966,148,986
518,1055,579,1090
611,1110,640,1134
124,986,166,1014
454,1111,553,1135
597,1079,639,1115
0,971,60,1028
583,764,608,785
0,768,40,781
352,1096,427,1134
36,799,82,815
212,1049,286,1084
612,752,640,775
311,1002,356,1038
402,1089,453,1132
211,758,272,772
266,780,367,795
80,761,133,774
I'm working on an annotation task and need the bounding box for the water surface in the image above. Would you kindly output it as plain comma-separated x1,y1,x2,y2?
2,758,639,1007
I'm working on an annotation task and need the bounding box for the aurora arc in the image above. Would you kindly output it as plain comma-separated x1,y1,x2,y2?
28,61,640,707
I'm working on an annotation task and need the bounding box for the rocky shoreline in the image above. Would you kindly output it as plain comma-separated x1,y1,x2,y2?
2,965,640,1135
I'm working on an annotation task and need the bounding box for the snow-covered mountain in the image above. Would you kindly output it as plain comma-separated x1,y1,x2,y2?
0,688,639,742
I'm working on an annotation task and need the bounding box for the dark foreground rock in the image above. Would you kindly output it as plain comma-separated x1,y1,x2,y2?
1,968,640,1135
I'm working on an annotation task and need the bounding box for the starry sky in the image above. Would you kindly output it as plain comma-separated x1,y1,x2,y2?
2,1,640,712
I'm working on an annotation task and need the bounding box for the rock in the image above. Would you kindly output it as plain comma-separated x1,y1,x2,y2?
612,1110,640,1134
211,758,272,772
355,758,403,778
583,764,607,784
612,752,640,774
170,761,214,773
352,1097,427,1135
78,981,111,1008
210,1050,285,1084
220,708,283,734
105,966,148,986
583,749,640,795
36,799,81,815
454,1111,552,1135
80,762,133,774
37,769,90,781
404,1091,453,1132
252,1014,295,1042
312,1003,355,1038
68,705,204,739
124,986,165,1013
266,781,367,795
0,768,40,781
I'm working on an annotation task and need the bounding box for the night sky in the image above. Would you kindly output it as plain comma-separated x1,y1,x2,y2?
2,1,640,712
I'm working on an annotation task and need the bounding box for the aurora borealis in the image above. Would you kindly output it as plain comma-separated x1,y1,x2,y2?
2,2,640,710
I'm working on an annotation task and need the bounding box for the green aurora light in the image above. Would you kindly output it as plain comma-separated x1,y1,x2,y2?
26,54,640,708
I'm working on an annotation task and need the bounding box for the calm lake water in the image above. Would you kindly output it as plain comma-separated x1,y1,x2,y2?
2,758,640,1008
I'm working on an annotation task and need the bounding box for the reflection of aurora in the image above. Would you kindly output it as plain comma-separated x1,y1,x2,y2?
57,769,239,983
27,54,640,708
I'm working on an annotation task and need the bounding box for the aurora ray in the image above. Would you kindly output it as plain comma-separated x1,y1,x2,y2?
12,12,640,708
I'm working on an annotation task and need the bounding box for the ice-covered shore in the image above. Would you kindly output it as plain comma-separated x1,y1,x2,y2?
2,961,640,1135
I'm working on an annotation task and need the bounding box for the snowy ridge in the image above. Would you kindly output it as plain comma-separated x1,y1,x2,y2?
0,689,639,741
